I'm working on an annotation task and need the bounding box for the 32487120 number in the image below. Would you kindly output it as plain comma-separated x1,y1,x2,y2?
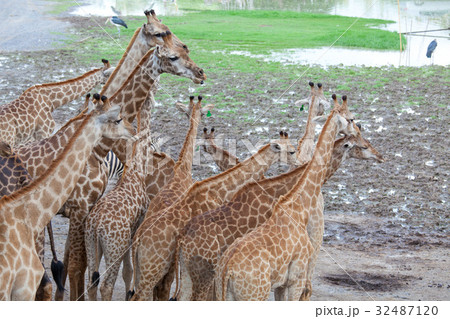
375,305,438,316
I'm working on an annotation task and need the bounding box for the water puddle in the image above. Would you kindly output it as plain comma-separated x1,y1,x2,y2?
70,0,449,67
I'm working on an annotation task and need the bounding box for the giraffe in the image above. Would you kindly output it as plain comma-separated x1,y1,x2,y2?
100,9,189,97
0,59,113,147
9,95,94,301
84,94,176,301
129,130,299,301
123,95,209,301
134,96,213,226
174,132,384,300
201,127,240,171
0,141,68,301
294,82,330,165
0,96,135,300
58,31,205,301
214,96,360,301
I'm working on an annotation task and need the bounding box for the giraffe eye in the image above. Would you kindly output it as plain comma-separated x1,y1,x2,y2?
115,119,123,125
169,56,179,61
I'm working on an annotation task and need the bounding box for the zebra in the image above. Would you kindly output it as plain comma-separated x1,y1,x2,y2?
103,135,162,180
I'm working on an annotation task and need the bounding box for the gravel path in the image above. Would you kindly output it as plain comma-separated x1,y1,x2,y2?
0,0,71,52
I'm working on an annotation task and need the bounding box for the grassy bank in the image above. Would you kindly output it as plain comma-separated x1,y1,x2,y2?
64,10,405,72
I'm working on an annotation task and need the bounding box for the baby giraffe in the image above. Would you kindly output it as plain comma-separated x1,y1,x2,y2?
85,96,176,301
201,127,240,171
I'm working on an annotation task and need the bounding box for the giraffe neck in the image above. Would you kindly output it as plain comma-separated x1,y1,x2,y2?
186,143,282,216
134,95,154,175
143,152,175,200
109,49,160,125
203,140,239,171
174,102,202,174
233,136,351,209
36,68,104,112
0,114,100,237
96,51,159,163
101,27,149,96
15,112,88,178
297,95,318,164
278,110,339,221
323,137,349,184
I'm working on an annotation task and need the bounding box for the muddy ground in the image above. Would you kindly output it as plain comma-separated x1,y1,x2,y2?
0,15,448,301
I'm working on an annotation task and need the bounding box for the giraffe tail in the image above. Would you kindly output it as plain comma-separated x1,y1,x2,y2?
91,230,103,287
47,222,65,293
169,236,183,301
127,238,139,301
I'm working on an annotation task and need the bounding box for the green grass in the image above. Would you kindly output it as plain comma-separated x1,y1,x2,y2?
44,0,76,15
161,10,403,52
64,10,405,72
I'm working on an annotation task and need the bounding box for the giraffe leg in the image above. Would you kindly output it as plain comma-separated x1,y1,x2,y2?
274,286,287,301
100,253,122,301
34,229,52,301
86,229,101,301
177,253,193,300
34,272,53,301
288,278,306,301
299,280,312,301
54,233,70,301
12,253,44,301
68,215,88,301
155,263,175,301
299,245,320,301
188,260,215,301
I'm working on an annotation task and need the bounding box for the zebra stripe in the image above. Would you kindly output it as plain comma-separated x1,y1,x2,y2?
103,137,161,180
104,151,124,179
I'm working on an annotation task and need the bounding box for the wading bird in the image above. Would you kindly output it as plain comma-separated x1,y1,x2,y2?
106,16,128,37
426,39,437,61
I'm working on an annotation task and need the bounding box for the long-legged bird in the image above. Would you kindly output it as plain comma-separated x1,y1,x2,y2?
106,16,128,38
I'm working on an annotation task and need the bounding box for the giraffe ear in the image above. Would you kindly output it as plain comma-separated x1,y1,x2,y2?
200,104,215,116
154,45,162,57
319,98,331,111
175,102,190,117
270,142,282,152
100,104,122,122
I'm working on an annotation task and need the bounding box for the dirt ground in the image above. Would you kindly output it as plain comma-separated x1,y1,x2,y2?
0,14,448,301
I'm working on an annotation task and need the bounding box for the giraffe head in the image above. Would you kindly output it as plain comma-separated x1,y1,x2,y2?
153,32,206,84
295,82,330,116
175,95,214,119
347,123,385,163
0,141,32,197
142,9,189,53
203,127,215,141
269,131,299,166
91,95,136,142
314,94,359,137
99,59,115,84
